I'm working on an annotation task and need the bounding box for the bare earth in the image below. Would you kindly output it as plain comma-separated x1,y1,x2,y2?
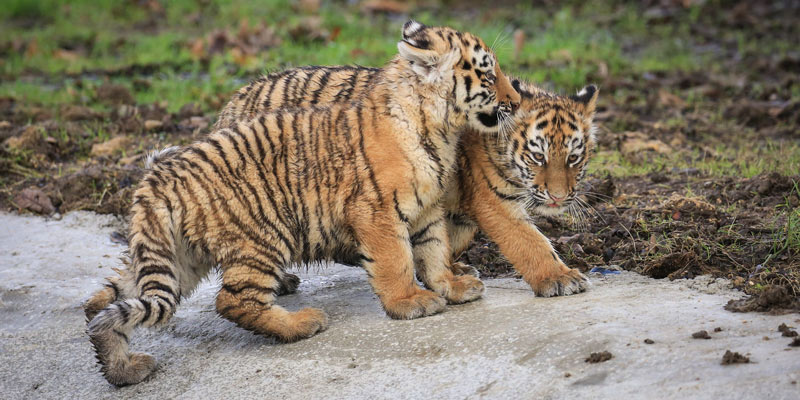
0,211,798,399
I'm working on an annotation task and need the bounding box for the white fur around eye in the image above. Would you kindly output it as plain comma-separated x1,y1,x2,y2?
567,135,585,167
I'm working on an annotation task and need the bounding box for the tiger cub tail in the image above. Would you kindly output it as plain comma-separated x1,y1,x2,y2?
86,183,199,386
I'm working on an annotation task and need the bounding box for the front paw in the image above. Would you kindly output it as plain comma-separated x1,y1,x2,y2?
451,261,480,277
529,266,590,297
444,274,485,304
382,289,446,320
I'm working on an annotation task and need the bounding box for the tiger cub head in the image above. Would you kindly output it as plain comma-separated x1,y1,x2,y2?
504,81,599,217
396,21,521,134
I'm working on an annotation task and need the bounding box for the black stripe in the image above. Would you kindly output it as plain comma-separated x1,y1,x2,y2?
118,302,130,324
141,281,176,298
393,191,409,224
311,70,331,104
410,220,440,245
140,299,152,323
135,265,176,284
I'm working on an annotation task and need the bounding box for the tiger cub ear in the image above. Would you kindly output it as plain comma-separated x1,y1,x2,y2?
397,20,459,81
571,85,599,117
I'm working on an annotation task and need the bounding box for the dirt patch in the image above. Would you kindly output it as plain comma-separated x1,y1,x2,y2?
725,286,800,314
721,350,750,365
585,351,613,363
95,83,135,106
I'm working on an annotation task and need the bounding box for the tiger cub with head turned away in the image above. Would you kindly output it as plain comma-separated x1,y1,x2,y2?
84,21,520,386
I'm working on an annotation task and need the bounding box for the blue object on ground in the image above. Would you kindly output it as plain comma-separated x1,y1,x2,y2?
590,267,621,275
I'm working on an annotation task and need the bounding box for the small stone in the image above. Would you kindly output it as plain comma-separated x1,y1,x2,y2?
778,323,797,337
585,351,613,363
644,339,654,344
144,120,163,131
721,350,750,365
713,327,723,332
90,136,132,157
790,338,800,347
13,187,55,215
692,330,711,339
4,125,44,151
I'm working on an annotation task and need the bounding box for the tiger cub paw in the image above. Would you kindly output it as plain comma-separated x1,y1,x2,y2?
382,289,446,320
276,273,301,296
529,267,590,297
276,307,329,343
444,274,485,304
103,352,156,386
451,261,480,277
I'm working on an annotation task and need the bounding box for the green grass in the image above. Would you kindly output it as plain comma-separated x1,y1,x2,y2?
590,141,800,180
776,183,800,254
3,0,797,181
0,0,707,107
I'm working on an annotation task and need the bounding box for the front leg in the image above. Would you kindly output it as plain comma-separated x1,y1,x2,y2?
460,140,589,297
411,206,484,304
351,209,446,319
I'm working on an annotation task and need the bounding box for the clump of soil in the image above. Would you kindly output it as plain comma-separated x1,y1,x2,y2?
725,286,800,314
585,351,613,363
789,338,800,347
778,323,798,337
692,330,711,340
713,327,723,332
721,350,750,365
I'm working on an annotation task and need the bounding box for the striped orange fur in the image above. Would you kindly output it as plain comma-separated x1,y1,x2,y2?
215,67,598,297
84,21,519,386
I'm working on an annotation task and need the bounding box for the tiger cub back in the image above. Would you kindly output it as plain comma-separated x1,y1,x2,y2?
215,66,380,130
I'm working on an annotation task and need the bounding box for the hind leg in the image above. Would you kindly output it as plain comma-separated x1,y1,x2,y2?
215,250,327,342
276,272,300,296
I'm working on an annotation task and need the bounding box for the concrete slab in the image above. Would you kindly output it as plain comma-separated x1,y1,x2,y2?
0,211,798,399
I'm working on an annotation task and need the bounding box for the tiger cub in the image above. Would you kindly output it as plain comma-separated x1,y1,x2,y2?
447,81,597,296
214,71,594,297
85,21,520,385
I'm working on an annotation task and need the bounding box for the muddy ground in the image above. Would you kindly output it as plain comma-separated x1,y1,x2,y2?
1,1,799,311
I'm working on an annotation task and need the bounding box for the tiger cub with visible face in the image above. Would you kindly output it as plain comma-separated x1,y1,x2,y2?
213,70,596,298
447,81,598,296
84,21,520,386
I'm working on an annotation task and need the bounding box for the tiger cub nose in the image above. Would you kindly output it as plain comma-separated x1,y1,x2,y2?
549,193,565,202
